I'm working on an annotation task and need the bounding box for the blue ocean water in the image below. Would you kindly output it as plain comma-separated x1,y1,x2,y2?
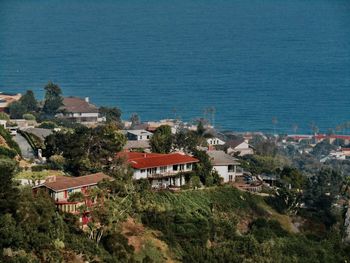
0,0,350,133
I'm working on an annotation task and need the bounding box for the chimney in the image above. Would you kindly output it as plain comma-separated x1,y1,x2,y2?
85,97,89,103
47,175,56,183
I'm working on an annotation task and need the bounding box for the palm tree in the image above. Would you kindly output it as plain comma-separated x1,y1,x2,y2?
205,107,216,127
272,117,278,135
292,123,298,134
309,122,319,135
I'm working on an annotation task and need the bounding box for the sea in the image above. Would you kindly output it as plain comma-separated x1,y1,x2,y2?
1,0,350,133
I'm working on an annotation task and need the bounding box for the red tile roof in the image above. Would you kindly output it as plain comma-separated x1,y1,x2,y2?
38,172,111,192
118,152,199,169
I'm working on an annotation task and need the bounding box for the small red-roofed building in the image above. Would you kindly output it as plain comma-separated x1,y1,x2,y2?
33,172,112,224
118,152,199,188
341,148,350,157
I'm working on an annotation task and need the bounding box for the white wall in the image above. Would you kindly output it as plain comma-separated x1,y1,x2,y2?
71,113,99,118
150,175,185,188
213,165,236,183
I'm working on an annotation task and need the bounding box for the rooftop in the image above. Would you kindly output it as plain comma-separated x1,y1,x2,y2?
124,140,151,150
36,172,111,192
118,152,199,169
127,130,153,136
226,139,246,149
61,97,99,113
207,150,240,166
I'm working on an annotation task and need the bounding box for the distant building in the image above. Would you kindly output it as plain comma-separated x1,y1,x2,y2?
9,119,37,129
119,152,198,188
225,139,254,156
207,137,225,146
126,130,153,141
33,172,111,224
341,148,350,157
57,97,99,124
0,92,21,113
207,150,242,183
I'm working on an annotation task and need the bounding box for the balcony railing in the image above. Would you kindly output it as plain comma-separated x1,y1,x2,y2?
146,170,189,179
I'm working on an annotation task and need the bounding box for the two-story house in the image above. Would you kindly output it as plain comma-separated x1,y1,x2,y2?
56,96,99,124
33,172,111,224
119,152,199,188
207,150,242,183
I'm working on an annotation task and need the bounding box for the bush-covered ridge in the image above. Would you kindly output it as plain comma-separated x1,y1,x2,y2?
138,187,350,262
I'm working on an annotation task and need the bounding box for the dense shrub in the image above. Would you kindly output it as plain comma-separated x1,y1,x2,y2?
0,126,21,155
22,113,36,120
0,146,18,159
38,121,58,129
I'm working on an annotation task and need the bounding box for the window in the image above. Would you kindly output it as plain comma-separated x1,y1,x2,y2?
147,168,157,175
228,165,235,173
229,175,233,182
179,164,185,171
141,169,146,173
173,165,178,171
186,163,192,170
160,166,167,173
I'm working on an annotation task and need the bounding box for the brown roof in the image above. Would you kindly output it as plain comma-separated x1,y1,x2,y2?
39,172,111,192
226,139,245,149
61,97,99,113
207,150,240,166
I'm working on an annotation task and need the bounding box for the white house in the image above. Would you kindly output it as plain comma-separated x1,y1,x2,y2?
207,137,225,146
226,139,254,156
118,152,198,188
207,150,242,183
127,130,153,141
57,97,99,124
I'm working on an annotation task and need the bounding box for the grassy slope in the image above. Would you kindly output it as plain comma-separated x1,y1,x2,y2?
130,186,297,262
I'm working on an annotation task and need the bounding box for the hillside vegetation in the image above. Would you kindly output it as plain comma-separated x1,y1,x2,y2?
136,187,350,262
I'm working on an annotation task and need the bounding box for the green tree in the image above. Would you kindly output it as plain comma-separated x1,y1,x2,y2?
130,113,140,128
280,167,306,189
150,125,173,153
19,90,38,112
0,158,19,214
173,129,201,153
99,106,122,124
9,101,26,119
192,149,220,186
22,113,36,120
42,81,63,116
44,124,126,175
0,112,9,120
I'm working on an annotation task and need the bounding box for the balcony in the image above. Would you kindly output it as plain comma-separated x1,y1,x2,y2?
146,170,189,179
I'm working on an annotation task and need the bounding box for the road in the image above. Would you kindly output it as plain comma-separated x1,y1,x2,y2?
13,133,35,159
